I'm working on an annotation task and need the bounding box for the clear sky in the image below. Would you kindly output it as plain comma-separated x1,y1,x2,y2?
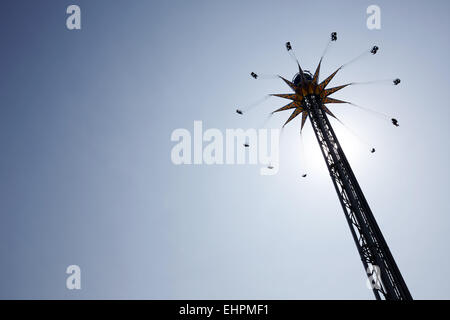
1,0,449,299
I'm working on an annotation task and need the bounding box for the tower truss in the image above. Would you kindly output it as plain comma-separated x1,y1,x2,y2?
260,34,413,300
303,94,412,300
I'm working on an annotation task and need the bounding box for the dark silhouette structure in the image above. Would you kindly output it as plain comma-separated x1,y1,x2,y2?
265,33,412,300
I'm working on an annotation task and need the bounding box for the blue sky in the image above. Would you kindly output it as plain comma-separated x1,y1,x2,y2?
0,0,449,299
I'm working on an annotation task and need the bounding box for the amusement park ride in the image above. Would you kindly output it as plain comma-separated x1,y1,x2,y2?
237,32,412,300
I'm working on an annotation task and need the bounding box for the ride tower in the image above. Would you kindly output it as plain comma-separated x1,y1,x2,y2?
249,33,412,300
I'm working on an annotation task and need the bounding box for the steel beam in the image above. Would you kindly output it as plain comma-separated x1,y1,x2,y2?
303,94,412,300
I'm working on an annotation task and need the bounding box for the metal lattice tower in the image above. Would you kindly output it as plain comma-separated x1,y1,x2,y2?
246,33,412,300
303,94,412,300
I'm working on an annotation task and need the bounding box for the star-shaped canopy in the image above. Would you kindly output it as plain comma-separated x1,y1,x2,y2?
271,59,350,130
